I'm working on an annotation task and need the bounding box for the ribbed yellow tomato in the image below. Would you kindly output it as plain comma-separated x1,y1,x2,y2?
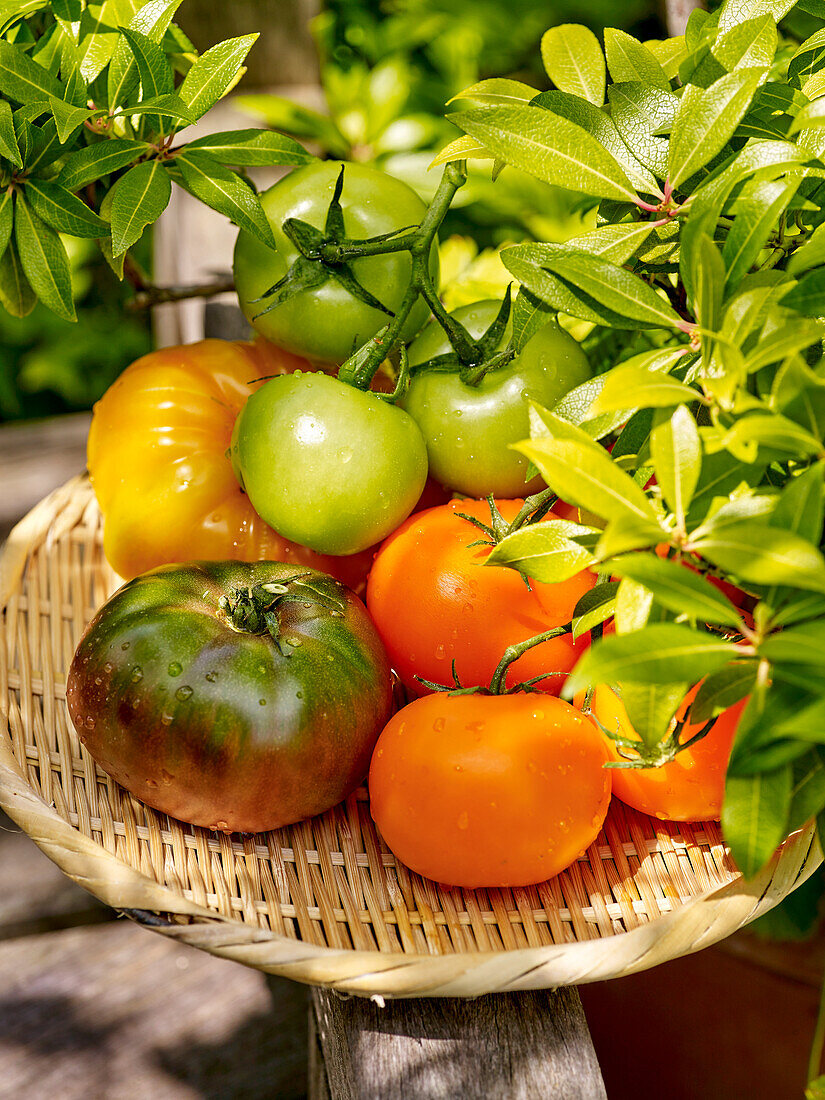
87,338,375,591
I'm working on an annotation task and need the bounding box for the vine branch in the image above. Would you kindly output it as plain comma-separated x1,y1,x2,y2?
127,276,236,312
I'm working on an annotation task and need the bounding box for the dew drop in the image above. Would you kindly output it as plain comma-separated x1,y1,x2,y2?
84,715,95,730
433,717,445,732
259,698,267,706
146,778,159,789
457,811,469,830
205,671,218,683
532,710,544,721
296,690,303,699
161,769,174,785
341,448,353,464
120,642,130,651
216,820,229,831
168,661,182,677
103,662,113,674
454,764,463,772
131,666,143,683
175,685,193,701
286,636,302,647
465,721,485,733
94,676,102,686
161,711,173,725
434,643,446,661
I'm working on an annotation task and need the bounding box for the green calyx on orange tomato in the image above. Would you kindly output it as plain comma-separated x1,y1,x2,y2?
403,296,592,498
233,161,439,365
67,561,393,834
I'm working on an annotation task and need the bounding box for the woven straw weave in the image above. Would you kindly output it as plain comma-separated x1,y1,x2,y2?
0,475,819,997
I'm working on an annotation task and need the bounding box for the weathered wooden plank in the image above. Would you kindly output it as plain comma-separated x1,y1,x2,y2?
310,986,607,1100
0,920,308,1099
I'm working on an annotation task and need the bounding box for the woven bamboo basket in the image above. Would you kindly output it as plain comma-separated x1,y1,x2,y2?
0,475,820,998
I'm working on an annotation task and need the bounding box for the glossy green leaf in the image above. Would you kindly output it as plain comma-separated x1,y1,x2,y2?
723,179,798,291
723,765,792,878
781,269,825,317
178,33,258,122
651,405,702,525
787,223,825,276
760,621,825,666
517,437,660,528
668,67,764,189
558,221,657,266
608,552,742,626
719,414,822,463
0,238,36,318
77,0,141,83
595,512,663,560
511,288,555,354
604,29,670,90
788,747,825,832
107,0,182,109
770,464,825,548
174,151,276,249
485,520,598,584
564,624,742,695
112,93,195,127
608,83,676,178
590,364,697,413
615,575,654,635
0,41,64,104
0,191,11,263
120,26,173,99
571,582,619,640
24,179,108,237
14,196,75,321
185,128,314,166
540,24,605,105
717,0,797,33
0,99,22,167
449,105,638,202
692,522,825,594
110,159,171,257
713,15,777,72
684,231,724,336
450,78,538,108
504,244,633,328
57,138,149,190
690,662,758,723
617,681,688,751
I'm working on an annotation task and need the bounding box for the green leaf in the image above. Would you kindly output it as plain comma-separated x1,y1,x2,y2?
511,288,555,354
0,99,22,167
759,621,825,666
608,83,677,178
517,436,661,528
430,134,492,166
0,40,64,104
770,463,825,547
504,244,629,328
590,364,698,413
109,159,171,256
692,522,825,594
0,238,36,317
540,24,605,106
596,512,663,560
617,681,688,751
787,223,825,276
668,68,765,189
107,0,183,109
690,662,758,723
685,231,725,336
47,95,94,143
77,0,141,83
572,582,619,640
650,405,702,525
174,150,276,249
608,552,742,626
781,269,825,317
615,575,654,634
744,320,825,371
449,78,538,108
0,190,12,262
112,93,195,127
185,128,313,167
449,105,639,203
119,26,173,100
723,178,799,291
513,244,686,331
558,221,657,266
717,0,797,34
604,29,670,90
564,623,742,695
713,15,778,73
178,33,257,122
57,138,148,190
24,178,108,237
14,195,75,321
718,413,822,463
723,765,792,878
788,747,825,832
485,520,598,584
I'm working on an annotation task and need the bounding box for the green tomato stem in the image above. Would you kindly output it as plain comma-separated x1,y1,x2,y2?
488,626,570,695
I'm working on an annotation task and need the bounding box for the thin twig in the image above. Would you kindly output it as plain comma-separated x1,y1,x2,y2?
663,0,706,36
127,276,236,311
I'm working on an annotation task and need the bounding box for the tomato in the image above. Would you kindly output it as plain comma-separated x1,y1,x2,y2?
369,693,611,887
403,300,592,497
66,562,393,833
585,685,746,821
233,161,439,365
366,499,596,693
88,338,376,591
235,371,428,555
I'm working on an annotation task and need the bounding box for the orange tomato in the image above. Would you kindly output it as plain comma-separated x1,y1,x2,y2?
585,684,746,821
368,692,612,887
87,338,375,591
366,499,596,693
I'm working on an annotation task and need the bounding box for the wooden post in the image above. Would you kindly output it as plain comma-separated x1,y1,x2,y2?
309,987,607,1100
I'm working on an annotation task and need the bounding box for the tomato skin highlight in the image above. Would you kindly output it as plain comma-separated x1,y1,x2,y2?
366,499,596,694
235,371,428,555
404,300,592,497
586,685,746,821
233,161,439,365
87,338,376,592
66,562,393,833
369,693,612,887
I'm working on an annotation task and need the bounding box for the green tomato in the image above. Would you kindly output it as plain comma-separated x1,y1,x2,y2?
235,371,428,555
233,161,439,365
403,300,592,497
66,561,393,833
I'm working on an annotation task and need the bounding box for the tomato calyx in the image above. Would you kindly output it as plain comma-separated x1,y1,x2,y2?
582,693,718,770
217,574,346,653
415,625,572,697
456,490,561,551
408,288,518,387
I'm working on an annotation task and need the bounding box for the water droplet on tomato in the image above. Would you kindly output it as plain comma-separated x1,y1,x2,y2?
161,769,174,785
216,820,228,831
131,666,143,682
175,685,193,701
168,662,182,677
341,448,353,464
259,698,267,706
433,717,445,732
146,778,158,789
465,721,484,733
94,677,102,686
161,711,173,725
84,716,95,730
205,671,217,683
287,636,302,647
296,691,303,699
120,642,130,651
434,644,446,660
103,662,113,674
454,764,463,772
533,710,544,720
454,409,463,417
457,811,469,830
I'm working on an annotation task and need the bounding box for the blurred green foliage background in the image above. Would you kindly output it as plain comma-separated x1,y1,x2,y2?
1,0,662,424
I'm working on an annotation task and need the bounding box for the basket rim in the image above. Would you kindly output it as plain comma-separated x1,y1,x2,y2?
0,477,820,998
